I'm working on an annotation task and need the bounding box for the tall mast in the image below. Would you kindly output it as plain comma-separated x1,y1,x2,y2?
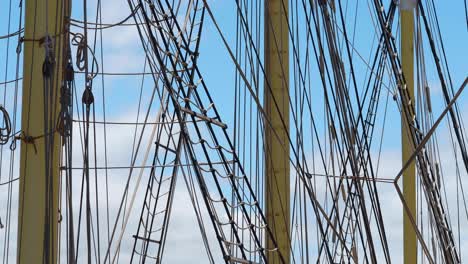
400,0,417,263
17,0,70,263
264,0,290,263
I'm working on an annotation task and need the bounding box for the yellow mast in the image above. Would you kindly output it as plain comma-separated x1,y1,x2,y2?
17,0,70,263
265,0,290,263
400,0,417,263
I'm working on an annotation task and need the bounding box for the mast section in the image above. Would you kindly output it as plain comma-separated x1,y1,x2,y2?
264,0,290,263
17,0,70,263
400,0,417,263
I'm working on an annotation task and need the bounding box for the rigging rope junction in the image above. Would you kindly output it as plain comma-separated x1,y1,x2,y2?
0,0,467,263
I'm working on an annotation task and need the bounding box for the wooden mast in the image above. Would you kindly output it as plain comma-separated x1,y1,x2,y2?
400,0,417,263
265,0,290,263
17,0,70,263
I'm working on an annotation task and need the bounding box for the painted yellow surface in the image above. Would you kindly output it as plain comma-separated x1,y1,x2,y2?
265,0,290,263
17,0,70,263
400,2,417,263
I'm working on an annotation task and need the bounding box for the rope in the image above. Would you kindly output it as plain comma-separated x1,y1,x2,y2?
69,4,141,30
0,28,23,40
70,32,99,80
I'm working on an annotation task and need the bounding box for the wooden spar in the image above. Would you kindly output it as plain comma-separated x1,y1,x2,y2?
400,0,417,263
17,0,70,263
264,0,290,263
